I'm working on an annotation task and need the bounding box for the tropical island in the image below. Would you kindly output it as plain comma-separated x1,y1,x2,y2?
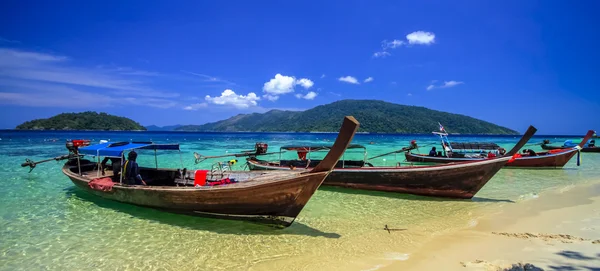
16,112,147,131
175,99,518,134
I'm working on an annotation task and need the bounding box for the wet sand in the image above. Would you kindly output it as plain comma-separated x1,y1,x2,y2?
384,181,600,271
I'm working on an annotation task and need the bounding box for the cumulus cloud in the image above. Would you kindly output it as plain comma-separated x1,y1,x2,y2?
205,89,260,108
295,91,317,100
426,80,463,90
406,31,436,45
296,78,314,89
364,77,374,83
338,76,359,84
263,74,296,95
262,73,314,101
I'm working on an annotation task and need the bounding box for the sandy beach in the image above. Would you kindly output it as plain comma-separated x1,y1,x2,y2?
384,181,600,271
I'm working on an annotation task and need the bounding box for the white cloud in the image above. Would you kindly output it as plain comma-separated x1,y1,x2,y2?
0,88,112,108
382,39,405,49
295,91,317,100
263,94,279,101
338,76,359,84
262,73,314,101
407,93,413,96
441,80,463,88
0,48,183,109
0,48,177,99
406,31,435,45
0,80,177,108
364,77,374,83
426,80,463,90
263,74,296,95
183,103,208,111
320,74,326,79
296,78,314,89
205,89,260,108
373,51,391,58
0,48,67,62
373,31,436,58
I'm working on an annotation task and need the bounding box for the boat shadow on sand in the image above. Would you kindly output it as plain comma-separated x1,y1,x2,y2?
319,186,516,203
64,187,341,239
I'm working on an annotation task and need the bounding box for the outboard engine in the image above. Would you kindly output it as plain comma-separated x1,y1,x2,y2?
66,139,90,154
255,142,268,154
409,140,418,149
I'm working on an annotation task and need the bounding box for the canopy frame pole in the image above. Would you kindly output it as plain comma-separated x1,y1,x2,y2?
342,149,345,169
120,154,124,184
77,155,81,176
97,156,101,177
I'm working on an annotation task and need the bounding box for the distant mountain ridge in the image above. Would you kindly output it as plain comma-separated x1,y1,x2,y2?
176,99,518,134
16,112,146,131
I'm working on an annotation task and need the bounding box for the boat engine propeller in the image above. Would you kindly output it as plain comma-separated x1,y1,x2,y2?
20,139,90,173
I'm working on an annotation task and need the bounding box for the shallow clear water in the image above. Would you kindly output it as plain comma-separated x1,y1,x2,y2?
0,131,598,270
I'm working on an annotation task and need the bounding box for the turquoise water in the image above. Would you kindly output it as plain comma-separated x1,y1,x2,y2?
0,131,598,270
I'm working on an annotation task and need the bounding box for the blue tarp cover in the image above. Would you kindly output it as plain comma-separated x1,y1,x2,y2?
79,142,179,157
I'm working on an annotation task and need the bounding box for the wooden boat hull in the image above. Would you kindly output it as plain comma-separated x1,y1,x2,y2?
59,116,360,227
63,164,329,226
247,157,510,199
405,149,581,168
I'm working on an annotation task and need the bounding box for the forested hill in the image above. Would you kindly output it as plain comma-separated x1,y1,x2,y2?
16,112,147,131
176,100,518,134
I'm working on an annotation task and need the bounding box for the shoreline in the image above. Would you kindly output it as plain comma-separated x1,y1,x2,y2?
381,180,600,271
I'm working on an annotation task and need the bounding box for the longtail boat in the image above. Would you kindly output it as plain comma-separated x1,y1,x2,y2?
540,137,599,153
405,128,595,168
246,126,537,199
26,116,359,227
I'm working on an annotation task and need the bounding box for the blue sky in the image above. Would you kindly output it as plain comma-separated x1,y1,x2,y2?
0,0,598,134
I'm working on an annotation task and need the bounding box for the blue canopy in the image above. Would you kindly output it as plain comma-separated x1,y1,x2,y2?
79,142,180,157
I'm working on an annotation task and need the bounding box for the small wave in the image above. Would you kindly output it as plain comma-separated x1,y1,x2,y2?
384,252,410,261
362,264,387,271
518,193,539,201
